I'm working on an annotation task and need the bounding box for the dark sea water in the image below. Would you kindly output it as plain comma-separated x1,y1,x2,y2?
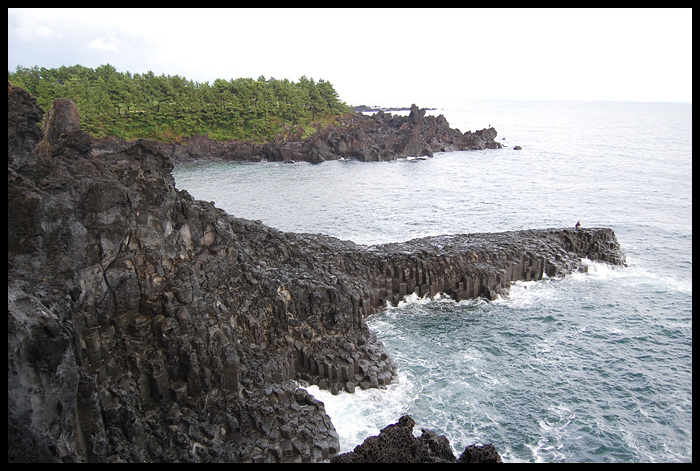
172,100,692,462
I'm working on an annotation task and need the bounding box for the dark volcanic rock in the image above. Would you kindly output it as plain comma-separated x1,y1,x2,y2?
7,82,44,168
7,83,625,463
330,415,501,463
458,443,503,463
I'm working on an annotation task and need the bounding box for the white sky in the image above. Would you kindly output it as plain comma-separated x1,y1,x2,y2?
7,8,693,105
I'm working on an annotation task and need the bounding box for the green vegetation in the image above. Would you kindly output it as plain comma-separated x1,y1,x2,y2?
8,64,351,142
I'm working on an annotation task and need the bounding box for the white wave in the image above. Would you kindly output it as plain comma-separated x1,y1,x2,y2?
395,291,454,307
580,257,626,281
494,278,559,310
306,369,418,454
584,256,692,295
494,257,634,309
625,267,692,296
525,437,566,463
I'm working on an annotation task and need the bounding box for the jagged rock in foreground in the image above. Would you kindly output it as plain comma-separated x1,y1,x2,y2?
7,84,625,463
92,104,502,164
330,415,502,463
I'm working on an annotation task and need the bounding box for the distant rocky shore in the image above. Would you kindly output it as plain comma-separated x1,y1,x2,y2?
350,104,437,113
92,104,501,164
8,82,625,462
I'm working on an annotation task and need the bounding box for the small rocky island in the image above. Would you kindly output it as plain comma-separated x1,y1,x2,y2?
8,83,625,462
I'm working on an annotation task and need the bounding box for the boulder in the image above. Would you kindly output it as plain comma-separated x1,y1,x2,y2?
330,415,502,463
458,444,503,463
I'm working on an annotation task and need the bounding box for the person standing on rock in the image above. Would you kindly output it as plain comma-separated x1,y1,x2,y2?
575,221,581,230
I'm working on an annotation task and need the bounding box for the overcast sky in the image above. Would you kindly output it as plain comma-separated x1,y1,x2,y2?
8,8,693,105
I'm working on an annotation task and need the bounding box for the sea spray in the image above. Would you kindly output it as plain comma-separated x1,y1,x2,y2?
306,369,416,454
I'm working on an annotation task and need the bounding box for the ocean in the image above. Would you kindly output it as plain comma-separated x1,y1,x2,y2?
172,99,692,462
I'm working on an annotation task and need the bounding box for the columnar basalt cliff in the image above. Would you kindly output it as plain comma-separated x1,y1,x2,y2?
8,84,625,463
91,104,502,164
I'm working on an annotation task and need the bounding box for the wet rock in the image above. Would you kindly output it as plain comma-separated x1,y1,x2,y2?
458,443,503,463
330,415,490,463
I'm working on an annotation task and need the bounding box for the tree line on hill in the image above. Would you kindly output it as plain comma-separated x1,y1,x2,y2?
8,64,351,142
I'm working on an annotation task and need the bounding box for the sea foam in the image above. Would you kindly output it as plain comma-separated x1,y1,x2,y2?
306,368,417,454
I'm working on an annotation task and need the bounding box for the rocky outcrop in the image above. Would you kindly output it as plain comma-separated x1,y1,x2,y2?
330,415,501,463
346,227,626,307
294,105,501,163
7,84,625,463
8,84,350,463
458,443,503,463
91,104,502,164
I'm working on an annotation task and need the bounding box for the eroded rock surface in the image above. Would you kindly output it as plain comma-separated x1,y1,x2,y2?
330,415,502,463
7,84,625,462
